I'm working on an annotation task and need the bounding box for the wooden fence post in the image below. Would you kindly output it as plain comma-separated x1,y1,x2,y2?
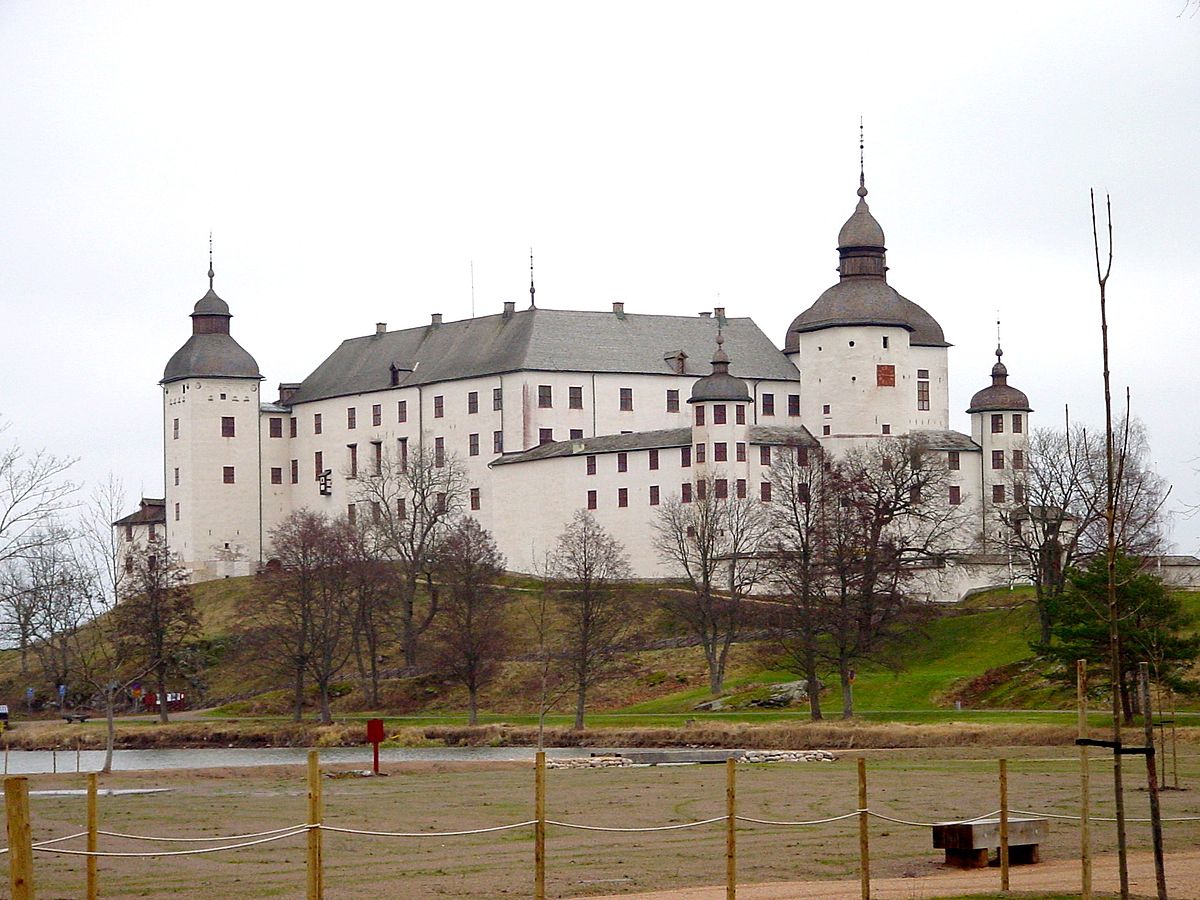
5,776,34,899
857,758,869,900
999,758,1009,892
1078,659,1092,900
306,750,322,900
86,772,98,900
726,758,736,900
535,750,546,900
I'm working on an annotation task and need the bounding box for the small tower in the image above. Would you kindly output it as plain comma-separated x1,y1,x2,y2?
967,341,1032,546
161,253,264,579
688,332,753,500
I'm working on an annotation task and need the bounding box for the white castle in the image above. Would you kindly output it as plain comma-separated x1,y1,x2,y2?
120,171,1041,597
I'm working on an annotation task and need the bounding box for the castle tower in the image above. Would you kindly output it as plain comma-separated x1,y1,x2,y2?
161,257,264,579
688,332,753,501
967,343,1032,547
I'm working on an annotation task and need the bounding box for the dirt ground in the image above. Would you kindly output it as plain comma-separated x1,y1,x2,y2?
5,746,1199,898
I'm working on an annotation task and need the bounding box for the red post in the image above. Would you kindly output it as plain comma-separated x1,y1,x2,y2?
366,718,385,775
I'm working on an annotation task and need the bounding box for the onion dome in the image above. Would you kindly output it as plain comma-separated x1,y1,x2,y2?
785,175,947,350
967,345,1031,413
161,260,261,384
689,333,752,404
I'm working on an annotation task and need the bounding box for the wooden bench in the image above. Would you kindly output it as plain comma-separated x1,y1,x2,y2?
63,713,89,724
932,817,1048,868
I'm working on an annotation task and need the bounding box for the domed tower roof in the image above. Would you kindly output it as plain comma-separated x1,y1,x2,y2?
689,333,752,404
161,256,261,385
785,170,948,350
967,345,1031,413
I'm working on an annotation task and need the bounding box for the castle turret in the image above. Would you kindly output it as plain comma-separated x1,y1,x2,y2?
968,343,1032,546
161,256,264,579
688,332,752,500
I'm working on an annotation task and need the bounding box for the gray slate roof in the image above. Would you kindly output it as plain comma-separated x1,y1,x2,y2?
785,278,948,349
910,429,980,451
163,334,262,384
113,498,166,527
288,308,800,405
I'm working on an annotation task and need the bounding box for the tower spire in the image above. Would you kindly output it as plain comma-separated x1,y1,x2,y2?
995,316,1004,363
208,232,215,290
858,117,867,198
529,247,536,309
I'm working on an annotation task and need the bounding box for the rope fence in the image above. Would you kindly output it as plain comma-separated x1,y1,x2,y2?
1,750,1196,899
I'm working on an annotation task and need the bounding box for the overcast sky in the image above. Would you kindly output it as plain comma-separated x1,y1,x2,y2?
2,2,1198,549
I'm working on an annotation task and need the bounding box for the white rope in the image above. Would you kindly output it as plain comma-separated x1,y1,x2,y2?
98,824,309,843
0,831,89,856
1011,807,1200,824
868,809,1002,828
320,821,537,838
737,812,860,827
34,828,309,858
545,816,726,833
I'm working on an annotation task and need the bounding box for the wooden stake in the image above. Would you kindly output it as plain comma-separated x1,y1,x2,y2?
535,750,546,900
999,758,1009,891
726,758,736,900
1170,688,1180,790
857,758,869,900
1140,662,1167,900
5,776,34,900
306,750,322,900
1078,659,1092,900
87,772,98,900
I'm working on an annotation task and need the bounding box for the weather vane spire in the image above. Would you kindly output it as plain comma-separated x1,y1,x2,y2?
208,232,215,290
996,315,1003,360
529,247,536,308
858,117,867,198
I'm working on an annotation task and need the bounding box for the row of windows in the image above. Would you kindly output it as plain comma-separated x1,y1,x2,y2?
991,449,1026,470
991,413,1024,434
345,487,480,526
585,480,771,510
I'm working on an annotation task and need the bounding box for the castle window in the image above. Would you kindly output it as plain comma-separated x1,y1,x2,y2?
174,467,180,486
372,404,382,427
876,365,896,387
539,428,553,445
736,442,746,462
435,492,446,513
469,433,479,457
468,391,479,414
619,388,633,411
948,450,960,470
493,387,503,411
649,449,659,470
797,482,810,503
992,450,1005,470
681,446,692,468
348,444,358,477
147,524,157,543
271,467,282,485
736,479,746,499
788,394,800,417
314,413,322,435
735,405,745,424
760,445,771,466
569,386,583,409
173,418,179,440
1014,483,1026,504
221,417,235,438
695,405,705,426
696,479,707,500
949,485,962,505
917,376,930,411
347,407,357,429
315,451,323,478
269,417,282,438
715,478,728,499
695,443,706,464
618,487,628,508
991,414,1004,434
1013,414,1024,434
713,404,727,425
882,336,889,349
682,483,693,503
398,437,408,472
917,369,929,379
433,396,443,418
372,441,382,474
571,429,583,440
220,393,226,400
882,424,891,435
223,466,235,484
397,401,407,423
371,501,381,523
909,486,921,504
617,452,628,473
823,404,831,415
397,497,407,520
823,425,831,436
125,557,134,574
649,485,660,506
760,482,772,502
666,390,680,413
493,431,503,453
290,417,297,438
587,490,597,510
714,442,728,462
347,503,356,526
797,446,809,467
291,460,298,484
174,502,180,521
992,484,1006,503
762,393,775,416
586,455,597,475
470,488,481,511
434,437,445,467
538,385,552,408
1013,449,1025,470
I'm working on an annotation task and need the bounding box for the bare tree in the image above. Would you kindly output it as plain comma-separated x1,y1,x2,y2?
0,558,42,676
549,511,631,730
111,543,200,723
352,442,468,668
429,518,508,725
345,523,396,709
0,419,76,565
655,475,771,695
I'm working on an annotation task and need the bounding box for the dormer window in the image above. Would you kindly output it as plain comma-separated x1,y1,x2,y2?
389,364,401,386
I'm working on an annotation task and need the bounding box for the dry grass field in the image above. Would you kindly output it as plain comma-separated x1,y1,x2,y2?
5,745,1200,898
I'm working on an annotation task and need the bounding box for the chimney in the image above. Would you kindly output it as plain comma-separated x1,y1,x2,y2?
612,301,625,319
431,313,443,326
699,311,712,318
277,383,301,406
503,301,515,318
375,322,387,335
714,306,725,321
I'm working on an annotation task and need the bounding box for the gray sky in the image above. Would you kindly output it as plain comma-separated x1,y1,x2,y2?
2,2,1198,549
